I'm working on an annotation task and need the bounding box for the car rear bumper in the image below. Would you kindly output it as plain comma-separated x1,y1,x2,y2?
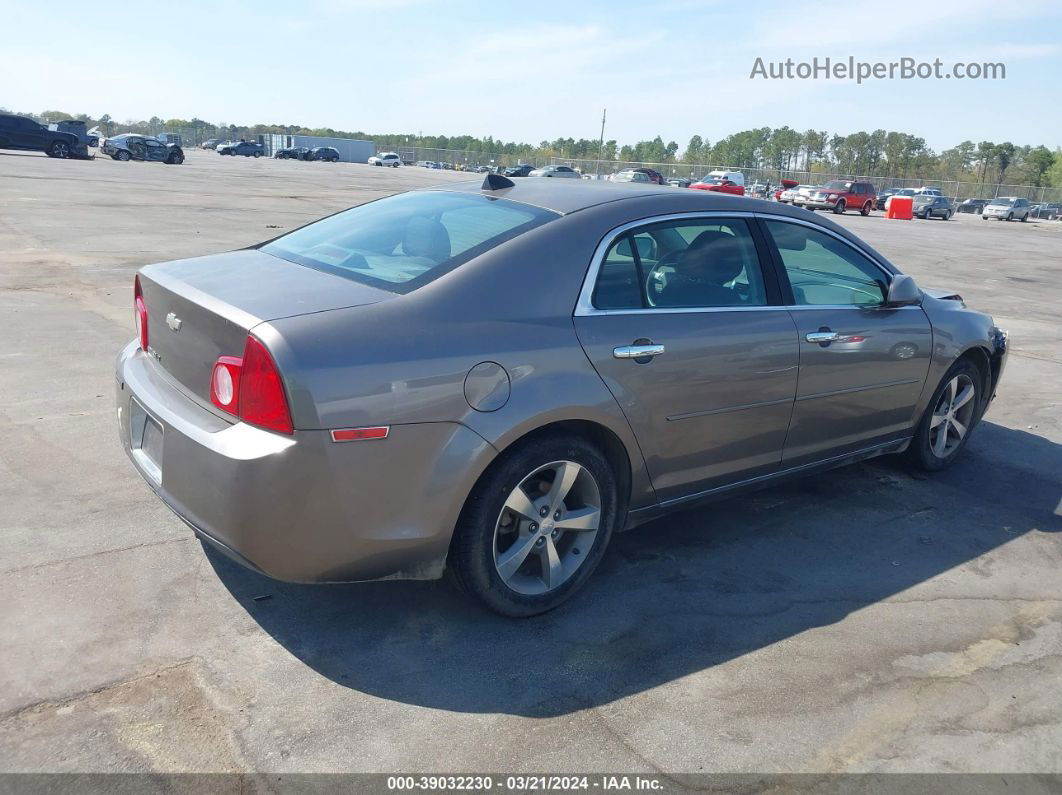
115,341,494,583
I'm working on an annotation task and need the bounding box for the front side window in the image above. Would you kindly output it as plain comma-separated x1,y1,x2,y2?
262,191,557,293
765,221,888,307
592,218,768,310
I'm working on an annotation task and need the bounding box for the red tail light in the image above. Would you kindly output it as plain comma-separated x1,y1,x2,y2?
134,274,148,351
209,335,294,435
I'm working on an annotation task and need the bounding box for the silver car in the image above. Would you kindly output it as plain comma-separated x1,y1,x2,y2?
982,197,1031,222
528,164,581,178
117,177,1007,616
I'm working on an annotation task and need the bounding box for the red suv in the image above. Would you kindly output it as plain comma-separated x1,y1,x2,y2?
804,179,876,215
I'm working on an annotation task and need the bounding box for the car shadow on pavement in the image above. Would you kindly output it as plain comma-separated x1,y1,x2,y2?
206,421,1060,717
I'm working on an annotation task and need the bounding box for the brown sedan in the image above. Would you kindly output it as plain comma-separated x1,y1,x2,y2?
116,176,1007,615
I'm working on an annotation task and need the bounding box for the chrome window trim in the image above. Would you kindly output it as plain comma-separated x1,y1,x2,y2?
574,211,763,317
574,210,901,318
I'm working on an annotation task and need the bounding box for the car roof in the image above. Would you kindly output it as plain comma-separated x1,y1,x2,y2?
431,178,762,215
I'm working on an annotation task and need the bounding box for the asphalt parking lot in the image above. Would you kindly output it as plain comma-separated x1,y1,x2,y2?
1,150,1060,776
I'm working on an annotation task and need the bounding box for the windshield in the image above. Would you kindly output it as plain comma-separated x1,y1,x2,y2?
823,180,853,191
989,198,1014,206
261,191,558,293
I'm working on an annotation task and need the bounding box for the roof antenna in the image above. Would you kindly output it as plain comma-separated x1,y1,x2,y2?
482,173,514,191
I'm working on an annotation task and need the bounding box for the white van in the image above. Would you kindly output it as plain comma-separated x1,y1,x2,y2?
706,170,745,187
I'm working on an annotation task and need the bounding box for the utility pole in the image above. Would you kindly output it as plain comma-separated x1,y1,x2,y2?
597,108,607,177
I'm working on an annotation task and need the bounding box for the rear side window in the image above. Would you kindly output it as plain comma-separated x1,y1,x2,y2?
262,191,558,293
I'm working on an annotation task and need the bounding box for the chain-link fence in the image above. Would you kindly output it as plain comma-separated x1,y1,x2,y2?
548,157,1062,202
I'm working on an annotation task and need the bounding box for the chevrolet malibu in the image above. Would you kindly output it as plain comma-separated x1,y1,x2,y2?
117,177,1007,616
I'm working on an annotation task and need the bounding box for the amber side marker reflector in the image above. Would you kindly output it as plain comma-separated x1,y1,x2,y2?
331,426,390,442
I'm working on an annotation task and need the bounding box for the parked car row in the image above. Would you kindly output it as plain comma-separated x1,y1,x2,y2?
274,146,341,162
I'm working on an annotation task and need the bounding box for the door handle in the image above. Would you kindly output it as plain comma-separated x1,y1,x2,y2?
805,330,839,344
613,344,665,359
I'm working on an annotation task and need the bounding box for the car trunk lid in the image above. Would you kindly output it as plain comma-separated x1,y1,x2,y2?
137,248,393,406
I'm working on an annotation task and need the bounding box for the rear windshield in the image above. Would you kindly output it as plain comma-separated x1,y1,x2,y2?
261,191,558,293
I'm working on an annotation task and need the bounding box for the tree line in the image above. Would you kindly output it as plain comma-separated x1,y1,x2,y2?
12,108,1062,191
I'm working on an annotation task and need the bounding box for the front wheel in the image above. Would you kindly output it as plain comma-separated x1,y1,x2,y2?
448,434,618,617
906,360,982,472
833,200,846,214
1006,212,1014,221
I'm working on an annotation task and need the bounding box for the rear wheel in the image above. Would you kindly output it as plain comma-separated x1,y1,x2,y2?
906,360,982,472
943,210,952,220
1020,213,1028,222
860,201,872,216
253,151,261,158
448,434,618,617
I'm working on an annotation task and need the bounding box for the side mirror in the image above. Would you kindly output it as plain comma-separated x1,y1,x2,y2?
885,274,922,307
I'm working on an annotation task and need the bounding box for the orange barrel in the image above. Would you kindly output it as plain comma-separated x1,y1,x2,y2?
887,196,914,220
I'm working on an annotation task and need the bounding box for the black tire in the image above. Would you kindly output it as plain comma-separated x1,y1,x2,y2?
448,433,619,617
253,151,261,158
1006,212,1014,221
833,200,846,214
943,211,952,220
923,209,932,220
860,201,871,216
116,150,131,162
905,359,983,472
1020,213,1028,222
48,140,71,159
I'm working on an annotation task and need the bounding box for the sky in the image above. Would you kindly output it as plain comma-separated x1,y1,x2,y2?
3,0,1061,152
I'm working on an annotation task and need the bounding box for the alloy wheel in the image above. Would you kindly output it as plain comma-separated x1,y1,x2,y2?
492,460,601,595
929,374,977,458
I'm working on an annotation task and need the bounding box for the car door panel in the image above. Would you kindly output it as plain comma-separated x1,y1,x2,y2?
574,215,798,501
783,306,932,463
576,311,798,498
760,218,933,465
